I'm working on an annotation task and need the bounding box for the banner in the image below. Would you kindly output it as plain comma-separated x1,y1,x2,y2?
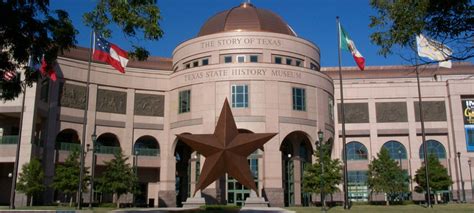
462,99,474,151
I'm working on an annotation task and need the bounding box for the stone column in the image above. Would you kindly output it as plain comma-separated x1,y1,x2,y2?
42,79,61,204
262,81,284,207
159,91,176,207
15,82,38,207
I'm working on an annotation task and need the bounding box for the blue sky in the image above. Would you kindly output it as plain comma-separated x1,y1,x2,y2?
50,0,418,67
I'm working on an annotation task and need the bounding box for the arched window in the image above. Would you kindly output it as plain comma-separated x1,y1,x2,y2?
134,135,160,156
346,141,368,160
96,133,121,154
419,140,446,159
55,129,80,151
382,141,407,160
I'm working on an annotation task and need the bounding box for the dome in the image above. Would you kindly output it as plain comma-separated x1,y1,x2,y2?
198,3,296,37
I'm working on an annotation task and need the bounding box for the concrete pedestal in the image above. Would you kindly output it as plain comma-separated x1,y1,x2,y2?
244,191,269,207
182,191,206,208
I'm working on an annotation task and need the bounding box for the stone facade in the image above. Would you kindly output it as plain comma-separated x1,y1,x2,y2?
0,2,473,208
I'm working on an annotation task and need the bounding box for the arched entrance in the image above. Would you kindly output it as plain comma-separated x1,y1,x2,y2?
55,129,80,151
226,129,262,206
174,137,194,207
133,135,160,206
280,131,313,207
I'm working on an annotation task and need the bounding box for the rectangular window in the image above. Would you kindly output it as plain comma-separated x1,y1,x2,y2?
224,56,232,63
179,90,191,113
275,57,282,64
202,58,209,66
40,79,49,102
232,84,248,108
310,63,318,70
193,61,199,67
329,96,334,121
185,63,190,69
250,55,258,62
286,58,292,65
237,55,245,63
292,87,306,111
295,60,302,67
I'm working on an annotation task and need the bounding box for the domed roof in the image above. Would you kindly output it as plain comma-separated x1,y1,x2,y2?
198,3,297,37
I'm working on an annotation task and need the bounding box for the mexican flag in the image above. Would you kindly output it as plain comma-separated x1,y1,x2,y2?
339,24,365,71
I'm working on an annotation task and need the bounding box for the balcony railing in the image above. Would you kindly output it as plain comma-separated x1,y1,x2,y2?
134,147,160,156
0,135,19,144
57,142,81,151
96,145,121,155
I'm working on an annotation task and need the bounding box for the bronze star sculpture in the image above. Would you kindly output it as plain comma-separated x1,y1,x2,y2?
176,99,277,196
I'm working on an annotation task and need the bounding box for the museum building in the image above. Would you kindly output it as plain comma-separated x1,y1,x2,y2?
0,2,473,207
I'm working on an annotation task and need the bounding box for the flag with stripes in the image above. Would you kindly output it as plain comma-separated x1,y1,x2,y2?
2,70,17,81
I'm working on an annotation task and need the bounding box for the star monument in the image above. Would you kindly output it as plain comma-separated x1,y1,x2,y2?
176,99,277,196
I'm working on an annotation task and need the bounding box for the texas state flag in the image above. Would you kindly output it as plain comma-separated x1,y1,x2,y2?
93,32,129,73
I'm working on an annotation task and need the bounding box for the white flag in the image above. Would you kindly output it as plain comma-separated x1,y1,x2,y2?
416,34,452,68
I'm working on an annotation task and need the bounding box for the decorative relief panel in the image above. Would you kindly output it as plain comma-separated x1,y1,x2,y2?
414,101,447,122
96,89,126,114
59,83,86,109
337,103,369,123
376,102,408,123
134,93,165,117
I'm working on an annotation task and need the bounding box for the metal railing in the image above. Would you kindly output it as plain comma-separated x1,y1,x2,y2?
57,142,81,151
134,147,160,156
96,145,121,154
0,135,19,144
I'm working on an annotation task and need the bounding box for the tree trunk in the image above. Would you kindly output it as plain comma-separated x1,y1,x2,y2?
115,193,121,208
69,196,73,207
434,192,438,205
29,196,33,206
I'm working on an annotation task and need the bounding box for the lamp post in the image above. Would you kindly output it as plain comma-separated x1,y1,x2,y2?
398,149,402,169
316,130,325,212
457,152,466,202
468,159,472,202
287,153,292,207
133,150,139,206
88,133,97,209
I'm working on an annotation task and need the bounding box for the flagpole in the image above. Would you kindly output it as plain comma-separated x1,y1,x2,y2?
416,56,432,208
336,16,350,210
78,30,94,210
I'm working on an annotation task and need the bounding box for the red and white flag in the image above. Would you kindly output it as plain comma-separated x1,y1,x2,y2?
93,32,129,73
339,23,365,71
40,56,57,81
2,70,17,81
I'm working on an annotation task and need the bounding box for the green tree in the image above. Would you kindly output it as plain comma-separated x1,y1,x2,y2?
367,148,408,205
0,0,164,101
16,158,45,206
95,151,137,208
414,154,453,205
303,142,342,208
369,0,473,62
83,0,164,60
51,150,90,206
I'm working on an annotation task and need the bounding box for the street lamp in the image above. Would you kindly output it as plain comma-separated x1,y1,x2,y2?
287,153,292,207
468,159,473,202
398,149,402,169
457,152,466,203
133,149,139,206
88,133,97,209
316,130,326,212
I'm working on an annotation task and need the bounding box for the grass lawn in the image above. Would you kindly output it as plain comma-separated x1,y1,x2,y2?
287,204,474,213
